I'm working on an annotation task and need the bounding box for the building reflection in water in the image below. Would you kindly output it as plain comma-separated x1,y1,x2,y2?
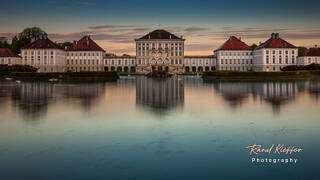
11,82,55,120
58,83,106,111
213,82,252,108
308,78,320,101
1,77,320,119
136,76,184,109
214,80,301,113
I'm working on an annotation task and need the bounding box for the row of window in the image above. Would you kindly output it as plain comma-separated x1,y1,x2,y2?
67,52,100,56
137,59,183,65
24,56,54,61
67,67,103,71
0,59,14,64
220,66,252,71
307,57,320,64
220,59,253,65
220,52,252,56
266,56,295,64
24,51,54,55
137,43,183,48
138,47,182,51
23,60,54,65
185,60,212,65
107,60,135,65
137,51,183,57
266,50,295,55
67,59,100,65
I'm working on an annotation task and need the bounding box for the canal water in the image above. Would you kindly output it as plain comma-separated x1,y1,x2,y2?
0,76,319,180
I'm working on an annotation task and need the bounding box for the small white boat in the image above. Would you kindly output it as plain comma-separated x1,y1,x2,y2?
15,80,21,84
5,77,13,81
48,78,59,82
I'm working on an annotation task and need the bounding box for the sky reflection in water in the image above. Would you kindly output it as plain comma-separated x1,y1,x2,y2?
0,76,319,180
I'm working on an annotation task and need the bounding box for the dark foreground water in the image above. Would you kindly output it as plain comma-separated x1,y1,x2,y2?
0,76,319,180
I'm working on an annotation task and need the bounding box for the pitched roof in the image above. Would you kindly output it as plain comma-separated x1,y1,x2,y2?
22,38,63,50
215,36,252,51
68,36,105,52
0,48,20,57
138,29,183,40
255,33,296,49
301,47,320,56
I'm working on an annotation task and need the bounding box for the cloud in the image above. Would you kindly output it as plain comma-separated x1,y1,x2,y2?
88,25,137,30
1,25,320,55
184,27,209,32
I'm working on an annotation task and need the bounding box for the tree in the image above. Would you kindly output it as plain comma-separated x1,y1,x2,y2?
10,27,48,54
58,42,73,50
18,27,48,41
251,44,258,49
298,46,307,56
0,40,10,48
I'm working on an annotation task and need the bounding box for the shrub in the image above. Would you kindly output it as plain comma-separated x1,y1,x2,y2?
9,71,118,78
0,64,37,74
202,71,310,77
282,63,320,71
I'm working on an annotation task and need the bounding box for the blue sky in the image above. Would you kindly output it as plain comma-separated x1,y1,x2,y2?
1,0,320,55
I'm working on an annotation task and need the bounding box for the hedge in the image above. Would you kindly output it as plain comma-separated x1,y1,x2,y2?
282,63,320,71
0,64,37,73
202,70,311,77
9,71,118,78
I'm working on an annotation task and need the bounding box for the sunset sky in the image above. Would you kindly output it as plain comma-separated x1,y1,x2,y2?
1,0,320,55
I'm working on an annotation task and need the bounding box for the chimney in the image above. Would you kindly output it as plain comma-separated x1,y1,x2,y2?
170,35,172,39
239,36,241,40
271,33,275,39
315,45,318,48
275,33,279,39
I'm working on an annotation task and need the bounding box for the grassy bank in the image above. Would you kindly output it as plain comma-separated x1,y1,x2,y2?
6,71,119,81
202,70,312,79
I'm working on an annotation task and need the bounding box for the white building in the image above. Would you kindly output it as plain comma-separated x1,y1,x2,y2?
253,33,298,71
298,46,320,65
21,37,66,72
184,56,216,72
0,48,21,65
103,55,136,72
214,36,253,71
66,36,105,72
135,29,185,74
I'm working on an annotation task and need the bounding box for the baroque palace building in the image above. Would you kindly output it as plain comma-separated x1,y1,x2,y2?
66,36,105,72
134,29,185,74
1,29,317,73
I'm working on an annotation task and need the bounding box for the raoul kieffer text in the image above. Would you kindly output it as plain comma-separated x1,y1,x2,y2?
246,144,303,155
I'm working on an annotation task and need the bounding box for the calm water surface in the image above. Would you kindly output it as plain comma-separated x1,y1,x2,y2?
0,76,320,180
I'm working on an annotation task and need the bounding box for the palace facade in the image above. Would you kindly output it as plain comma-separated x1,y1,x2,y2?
0,29,317,73
21,36,66,72
135,30,185,74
